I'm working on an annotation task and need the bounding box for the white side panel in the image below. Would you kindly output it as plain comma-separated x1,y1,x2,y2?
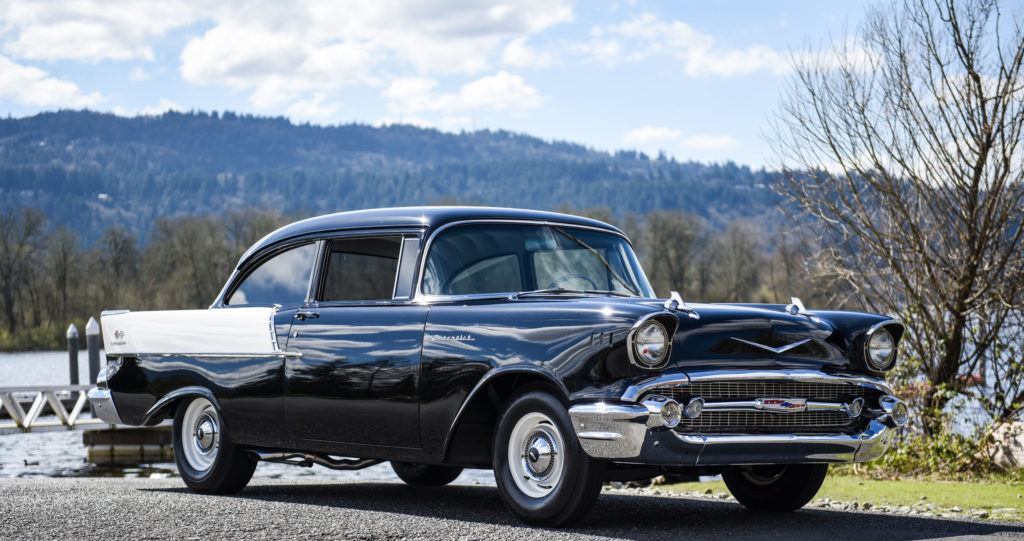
100,308,280,355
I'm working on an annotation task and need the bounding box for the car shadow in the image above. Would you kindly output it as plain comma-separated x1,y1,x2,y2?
142,480,1024,540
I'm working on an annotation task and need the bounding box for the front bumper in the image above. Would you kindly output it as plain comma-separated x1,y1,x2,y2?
568,402,897,466
87,387,124,424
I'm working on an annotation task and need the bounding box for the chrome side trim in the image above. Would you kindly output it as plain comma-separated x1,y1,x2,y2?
621,369,893,402
105,352,302,358
577,431,623,440
730,337,812,355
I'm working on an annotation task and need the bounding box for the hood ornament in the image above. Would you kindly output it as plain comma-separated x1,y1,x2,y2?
786,297,809,316
664,291,699,319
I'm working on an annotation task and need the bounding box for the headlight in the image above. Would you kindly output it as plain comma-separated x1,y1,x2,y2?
631,319,669,369
865,328,896,371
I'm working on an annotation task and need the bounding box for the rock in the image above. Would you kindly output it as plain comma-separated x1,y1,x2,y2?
705,488,713,494
993,422,1024,469
920,495,927,500
862,502,873,510
951,506,962,512
715,493,729,499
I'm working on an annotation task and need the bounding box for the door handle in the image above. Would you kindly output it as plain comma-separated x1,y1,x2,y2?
295,311,320,321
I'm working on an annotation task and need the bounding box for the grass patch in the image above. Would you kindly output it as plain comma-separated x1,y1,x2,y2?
662,475,1024,520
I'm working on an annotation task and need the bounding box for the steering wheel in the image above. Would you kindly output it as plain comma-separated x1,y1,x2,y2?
546,274,599,290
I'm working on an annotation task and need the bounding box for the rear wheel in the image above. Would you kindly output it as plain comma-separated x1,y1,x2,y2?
493,391,605,527
173,396,256,494
391,462,463,486
722,464,828,512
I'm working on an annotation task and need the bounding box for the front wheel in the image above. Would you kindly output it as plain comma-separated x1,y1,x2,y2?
391,462,463,486
493,391,605,527
722,464,828,512
173,396,256,494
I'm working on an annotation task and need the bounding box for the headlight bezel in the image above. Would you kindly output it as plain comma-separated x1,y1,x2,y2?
862,320,903,373
627,314,674,370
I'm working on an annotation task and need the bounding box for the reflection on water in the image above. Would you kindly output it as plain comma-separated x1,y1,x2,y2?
0,351,496,484
0,350,94,387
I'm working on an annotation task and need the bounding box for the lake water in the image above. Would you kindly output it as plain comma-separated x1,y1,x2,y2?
0,350,495,485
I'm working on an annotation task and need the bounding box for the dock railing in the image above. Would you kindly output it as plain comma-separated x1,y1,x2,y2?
0,385,110,435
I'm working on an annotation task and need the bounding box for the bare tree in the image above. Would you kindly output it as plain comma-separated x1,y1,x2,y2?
639,211,706,298
0,207,46,333
772,0,1024,428
709,221,763,302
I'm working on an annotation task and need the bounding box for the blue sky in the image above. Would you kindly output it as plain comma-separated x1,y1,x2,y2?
0,1,874,168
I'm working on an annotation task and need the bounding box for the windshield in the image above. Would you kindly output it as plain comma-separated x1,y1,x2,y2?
421,223,655,298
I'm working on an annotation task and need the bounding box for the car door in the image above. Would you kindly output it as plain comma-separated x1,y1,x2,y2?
284,234,426,448
219,241,319,448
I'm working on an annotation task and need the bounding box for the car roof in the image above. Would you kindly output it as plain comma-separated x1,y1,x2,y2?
238,206,623,268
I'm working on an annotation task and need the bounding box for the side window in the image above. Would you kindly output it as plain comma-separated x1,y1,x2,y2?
320,236,401,301
227,243,316,306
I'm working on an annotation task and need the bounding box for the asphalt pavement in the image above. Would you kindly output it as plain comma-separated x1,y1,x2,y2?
2,477,1023,540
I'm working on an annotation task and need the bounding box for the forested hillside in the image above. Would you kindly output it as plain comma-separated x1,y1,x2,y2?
1,110,779,241
1,110,820,351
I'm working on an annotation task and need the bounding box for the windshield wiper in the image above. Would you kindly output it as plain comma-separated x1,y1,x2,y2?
514,288,634,299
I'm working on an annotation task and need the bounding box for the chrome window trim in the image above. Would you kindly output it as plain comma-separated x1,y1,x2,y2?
621,369,893,402
412,219,649,303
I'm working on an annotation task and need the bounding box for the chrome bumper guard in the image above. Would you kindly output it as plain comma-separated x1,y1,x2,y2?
87,387,124,425
568,402,898,465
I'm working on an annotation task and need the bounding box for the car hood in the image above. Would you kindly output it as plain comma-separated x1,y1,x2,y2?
578,297,898,374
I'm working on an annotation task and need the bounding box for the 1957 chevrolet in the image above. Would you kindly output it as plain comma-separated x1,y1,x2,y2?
88,207,908,526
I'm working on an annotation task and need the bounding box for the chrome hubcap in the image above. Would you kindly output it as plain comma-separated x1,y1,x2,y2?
181,398,220,473
508,412,564,498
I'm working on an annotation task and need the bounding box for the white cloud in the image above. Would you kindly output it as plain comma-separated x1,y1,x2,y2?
0,0,201,62
386,71,544,114
622,125,740,154
589,12,789,76
0,54,101,107
622,125,683,145
678,134,740,150
129,66,151,81
575,39,623,65
285,93,341,120
502,38,556,69
0,0,573,115
139,98,184,116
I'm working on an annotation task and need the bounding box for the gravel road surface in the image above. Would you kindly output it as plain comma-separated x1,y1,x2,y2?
3,477,1023,540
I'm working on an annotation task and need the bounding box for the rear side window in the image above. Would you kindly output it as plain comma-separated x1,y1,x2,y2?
227,243,316,306
320,237,401,301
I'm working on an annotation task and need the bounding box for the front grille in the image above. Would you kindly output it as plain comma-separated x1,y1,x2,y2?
643,378,877,434
675,410,853,433
656,381,869,402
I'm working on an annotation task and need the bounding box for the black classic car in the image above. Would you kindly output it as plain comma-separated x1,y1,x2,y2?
89,206,908,526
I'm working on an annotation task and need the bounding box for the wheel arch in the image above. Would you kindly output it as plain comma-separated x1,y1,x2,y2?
443,366,569,466
144,386,221,426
